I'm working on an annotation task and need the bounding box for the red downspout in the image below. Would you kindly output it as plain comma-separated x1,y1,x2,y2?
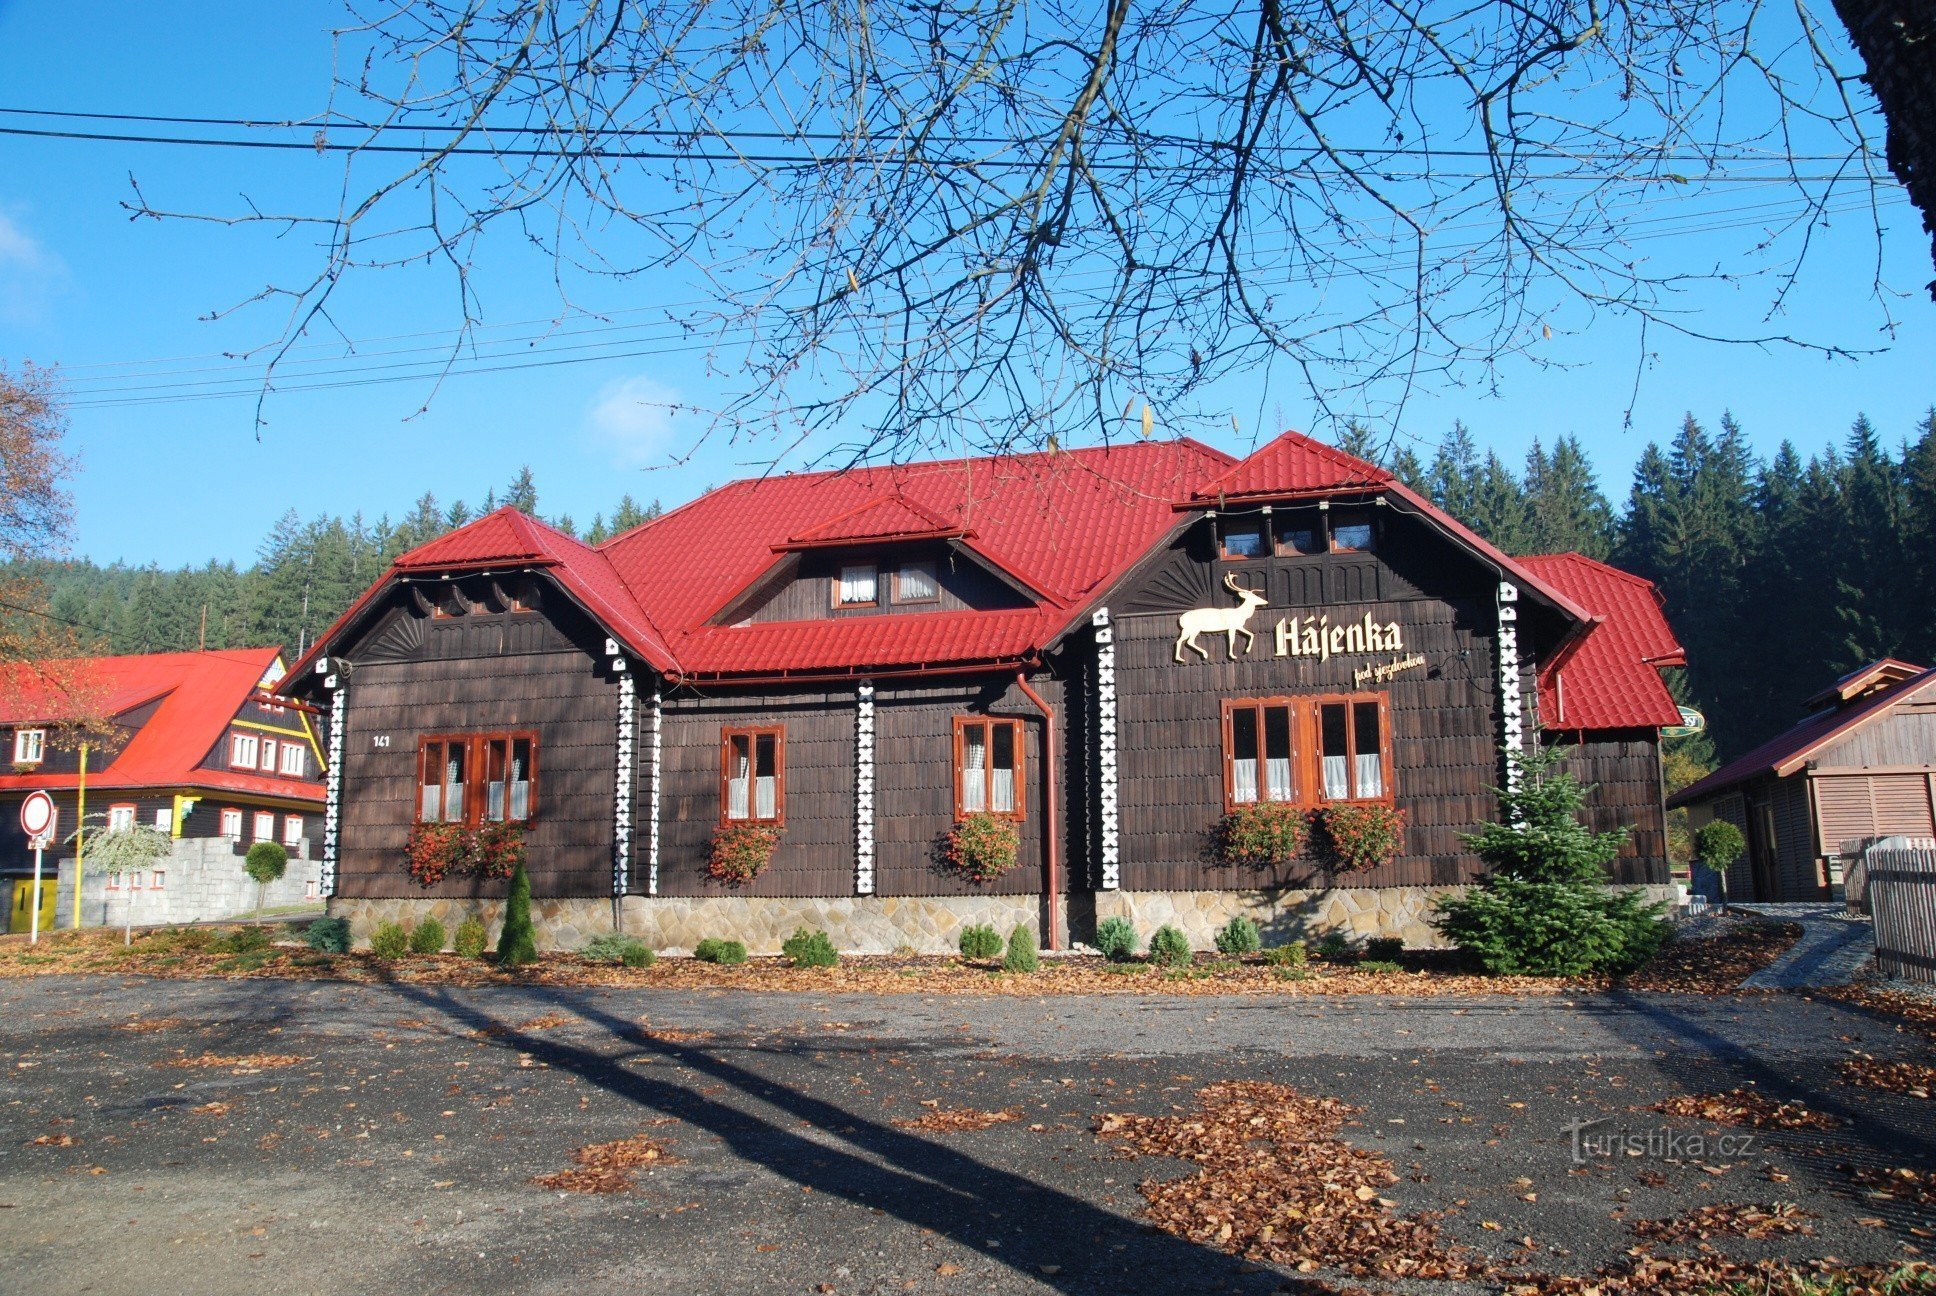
1013,672,1062,951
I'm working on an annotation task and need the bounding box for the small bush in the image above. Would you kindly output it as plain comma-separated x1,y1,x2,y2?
1149,924,1192,968
452,917,488,958
781,927,838,969
1094,916,1138,963
212,926,271,955
1262,941,1307,967
957,924,1004,961
1214,915,1261,956
369,921,409,959
1314,929,1353,961
1272,965,1316,982
497,862,538,967
623,943,656,968
694,937,749,965
1365,936,1405,962
1358,959,1404,974
151,926,217,953
409,918,448,954
1003,924,1039,973
583,932,651,963
1694,819,1746,871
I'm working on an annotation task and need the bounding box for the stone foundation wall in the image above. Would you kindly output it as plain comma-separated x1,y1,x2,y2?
329,892,1047,955
48,839,322,930
1093,884,1682,950
329,884,1681,954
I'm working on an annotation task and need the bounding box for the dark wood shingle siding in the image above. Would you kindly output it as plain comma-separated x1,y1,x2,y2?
1565,732,1671,885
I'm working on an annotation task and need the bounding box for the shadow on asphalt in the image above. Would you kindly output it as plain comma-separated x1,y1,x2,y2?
372,980,1292,1295
1595,989,1936,1233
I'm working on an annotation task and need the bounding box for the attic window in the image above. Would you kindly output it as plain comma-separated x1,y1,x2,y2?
1330,510,1376,553
1276,511,1325,556
12,728,44,765
1220,520,1268,560
834,563,879,608
893,561,939,604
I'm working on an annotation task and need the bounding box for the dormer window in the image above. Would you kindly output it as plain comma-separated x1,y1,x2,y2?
893,561,939,604
834,563,879,608
1330,510,1376,553
1276,512,1325,556
1220,521,1268,560
12,728,45,765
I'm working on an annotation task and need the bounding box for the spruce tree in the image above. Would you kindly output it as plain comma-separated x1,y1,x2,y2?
1433,746,1669,976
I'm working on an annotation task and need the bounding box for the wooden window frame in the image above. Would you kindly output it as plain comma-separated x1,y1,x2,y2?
259,738,279,773
12,728,45,764
1218,693,1396,812
1218,518,1270,561
1311,692,1396,805
1327,509,1378,554
107,802,137,833
719,725,786,825
952,716,1028,820
220,807,243,839
414,732,542,827
283,815,304,846
1272,510,1327,557
151,869,166,891
279,744,307,777
229,732,259,769
892,560,941,605
832,562,880,609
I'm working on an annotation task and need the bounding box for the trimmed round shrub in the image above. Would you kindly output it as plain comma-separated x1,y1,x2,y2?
1261,940,1307,967
305,916,351,954
369,921,409,959
1216,801,1310,866
409,918,448,954
1094,916,1138,963
1149,924,1192,968
622,943,656,968
452,917,488,959
1213,915,1261,956
496,863,538,967
781,927,838,969
957,924,1004,961
1694,819,1746,871
243,840,290,886
1003,924,1039,974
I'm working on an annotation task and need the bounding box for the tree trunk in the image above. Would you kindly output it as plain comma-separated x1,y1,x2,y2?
1833,0,1936,296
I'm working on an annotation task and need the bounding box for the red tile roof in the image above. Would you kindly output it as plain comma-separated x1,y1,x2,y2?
1188,429,1392,501
1669,664,1936,808
284,434,1673,716
1518,553,1686,732
0,648,323,803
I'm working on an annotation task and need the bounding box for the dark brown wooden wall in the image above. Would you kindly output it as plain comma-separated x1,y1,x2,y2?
642,674,1063,898
331,582,622,899
1563,731,1671,884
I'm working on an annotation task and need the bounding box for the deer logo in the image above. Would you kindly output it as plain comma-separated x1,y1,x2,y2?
1174,574,1269,663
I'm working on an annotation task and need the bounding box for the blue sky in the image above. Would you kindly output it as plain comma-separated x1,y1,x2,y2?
1,0,1931,569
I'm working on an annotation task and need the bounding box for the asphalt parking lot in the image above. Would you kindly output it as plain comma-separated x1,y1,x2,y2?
1,977,1931,1295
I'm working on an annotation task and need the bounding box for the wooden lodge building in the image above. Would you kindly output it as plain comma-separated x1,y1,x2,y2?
279,432,1687,952
0,649,328,931
1671,659,1936,901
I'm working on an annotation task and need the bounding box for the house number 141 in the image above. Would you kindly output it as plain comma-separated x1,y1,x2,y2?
371,735,391,748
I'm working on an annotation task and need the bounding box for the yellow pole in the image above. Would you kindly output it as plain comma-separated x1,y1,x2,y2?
71,743,87,930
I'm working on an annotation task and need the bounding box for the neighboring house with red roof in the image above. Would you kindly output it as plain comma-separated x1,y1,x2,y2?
1669,659,1936,900
1,649,327,931
278,431,1687,953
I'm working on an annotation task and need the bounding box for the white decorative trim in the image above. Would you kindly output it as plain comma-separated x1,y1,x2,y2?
1497,581,1525,794
647,683,663,896
613,667,636,895
855,681,876,895
321,683,346,898
1093,607,1120,890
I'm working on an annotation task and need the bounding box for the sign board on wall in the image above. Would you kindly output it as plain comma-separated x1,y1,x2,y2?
1172,580,1408,669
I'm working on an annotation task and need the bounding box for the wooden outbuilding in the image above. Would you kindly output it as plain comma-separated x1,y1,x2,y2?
279,432,1688,952
1670,659,1936,900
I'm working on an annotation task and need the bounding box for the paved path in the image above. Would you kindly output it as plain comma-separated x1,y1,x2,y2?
2,975,1933,1296
1732,902,1876,989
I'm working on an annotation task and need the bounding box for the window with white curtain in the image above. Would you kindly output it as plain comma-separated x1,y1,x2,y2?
12,728,44,763
894,561,939,603
1223,701,1296,810
107,803,136,832
1319,697,1388,801
834,563,879,607
955,718,1024,819
722,728,783,823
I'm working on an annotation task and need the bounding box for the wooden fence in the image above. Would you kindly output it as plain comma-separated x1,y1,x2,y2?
1867,846,1936,983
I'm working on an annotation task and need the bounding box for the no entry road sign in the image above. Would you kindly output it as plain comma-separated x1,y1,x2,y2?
19,790,56,846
